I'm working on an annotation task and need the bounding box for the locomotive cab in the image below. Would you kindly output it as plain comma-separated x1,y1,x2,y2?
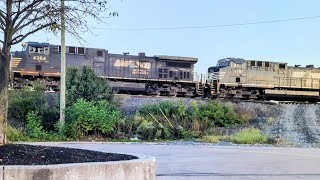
206,58,246,98
13,42,51,76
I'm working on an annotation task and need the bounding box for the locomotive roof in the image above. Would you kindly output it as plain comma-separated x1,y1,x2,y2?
221,57,288,65
155,55,198,63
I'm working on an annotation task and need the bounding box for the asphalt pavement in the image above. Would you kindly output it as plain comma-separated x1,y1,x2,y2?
31,142,320,180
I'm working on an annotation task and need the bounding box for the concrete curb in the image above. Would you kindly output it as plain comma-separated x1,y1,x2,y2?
0,154,155,180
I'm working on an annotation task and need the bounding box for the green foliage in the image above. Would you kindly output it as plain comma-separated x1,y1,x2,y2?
201,128,270,145
65,99,122,139
8,90,59,131
5,125,29,142
8,90,45,126
134,100,246,140
66,66,114,106
202,135,222,143
26,111,48,139
230,128,268,144
197,101,243,128
134,101,189,140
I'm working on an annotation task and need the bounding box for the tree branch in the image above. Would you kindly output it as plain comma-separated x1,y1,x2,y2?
12,0,44,25
10,23,54,45
13,9,44,34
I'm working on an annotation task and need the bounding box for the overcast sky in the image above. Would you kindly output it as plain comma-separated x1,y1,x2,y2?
14,0,320,74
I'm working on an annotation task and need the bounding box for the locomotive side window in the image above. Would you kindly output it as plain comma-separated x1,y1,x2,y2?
279,64,286,69
169,71,173,78
68,47,76,54
159,69,163,78
97,50,103,57
250,61,256,66
180,71,183,79
235,63,243,68
77,47,85,55
167,62,191,68
29,46,49,54
257,61,262,67
187,72,190,79
184,72,187,79
236,77,240,82
163,69,168,79
265,62,270,67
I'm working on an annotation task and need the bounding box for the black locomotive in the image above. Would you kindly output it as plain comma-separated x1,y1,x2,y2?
11,42,200,96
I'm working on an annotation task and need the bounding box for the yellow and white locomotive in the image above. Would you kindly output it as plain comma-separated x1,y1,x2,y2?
205,58,320,101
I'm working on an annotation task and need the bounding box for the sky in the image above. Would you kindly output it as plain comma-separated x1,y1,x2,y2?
14,0,320,74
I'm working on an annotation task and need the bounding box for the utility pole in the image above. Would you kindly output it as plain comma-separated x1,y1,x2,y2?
60,0,66,125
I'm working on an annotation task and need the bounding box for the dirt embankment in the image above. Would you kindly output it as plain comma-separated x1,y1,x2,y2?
118,95,320,147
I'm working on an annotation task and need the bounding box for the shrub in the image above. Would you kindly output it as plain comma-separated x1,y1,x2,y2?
8,90,60,131
5,125,29,142
66,66,114,106
134,101,190,140
133,100,247,140
197,101,242,128
65,99,122,139
8,90,45,126
26,111,49,139
231,128,268,144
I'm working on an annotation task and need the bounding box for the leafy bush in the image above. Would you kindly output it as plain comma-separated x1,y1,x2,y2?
66,66,114,106
26,111,49,139
5,125,29,142
230,128,268,144
134,100,246,140
8,90,45,126
64,99,122,139
134,101,191,140
8,89,60,131
197,101,242,128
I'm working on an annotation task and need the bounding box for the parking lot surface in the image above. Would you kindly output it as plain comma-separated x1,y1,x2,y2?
32,142,320,180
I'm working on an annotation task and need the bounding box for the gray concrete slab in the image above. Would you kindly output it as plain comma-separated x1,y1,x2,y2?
2,155,155,180
0,166,3,180
31,142,320,180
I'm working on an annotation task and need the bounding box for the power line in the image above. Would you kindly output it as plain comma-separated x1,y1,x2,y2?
101,15,320,31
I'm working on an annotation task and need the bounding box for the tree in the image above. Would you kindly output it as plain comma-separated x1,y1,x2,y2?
0,0,115,144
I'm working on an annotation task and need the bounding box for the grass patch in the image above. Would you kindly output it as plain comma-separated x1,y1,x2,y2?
202,128,269,145
202,135,221,143
231,128,268,144
6,125,30,142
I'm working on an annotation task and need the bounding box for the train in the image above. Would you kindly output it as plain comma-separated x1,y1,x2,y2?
11,42,200,96
205,57,320,102
10,42,320,101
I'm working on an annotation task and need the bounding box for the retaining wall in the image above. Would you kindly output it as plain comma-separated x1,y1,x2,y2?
0,155,155,180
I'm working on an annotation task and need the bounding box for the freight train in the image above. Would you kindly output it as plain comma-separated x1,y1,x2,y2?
11,42,199,96
205,57,320,102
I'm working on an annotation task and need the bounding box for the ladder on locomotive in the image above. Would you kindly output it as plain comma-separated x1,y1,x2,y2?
195,81,204,96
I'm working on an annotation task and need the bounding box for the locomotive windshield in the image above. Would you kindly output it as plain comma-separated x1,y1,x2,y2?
217,58,245,68
27,42,50,55
217,59,230,67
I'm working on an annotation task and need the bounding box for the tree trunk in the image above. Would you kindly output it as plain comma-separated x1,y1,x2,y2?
0,47,10,145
